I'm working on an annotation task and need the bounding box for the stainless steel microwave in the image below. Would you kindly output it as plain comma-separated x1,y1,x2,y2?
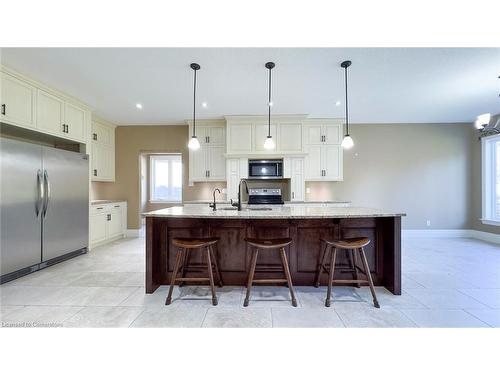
248,159,283,179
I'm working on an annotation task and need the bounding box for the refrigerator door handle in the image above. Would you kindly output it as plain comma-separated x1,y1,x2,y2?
42,170,51,217
35,169,44,217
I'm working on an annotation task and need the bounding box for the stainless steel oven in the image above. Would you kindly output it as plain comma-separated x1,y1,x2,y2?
248,159,283,179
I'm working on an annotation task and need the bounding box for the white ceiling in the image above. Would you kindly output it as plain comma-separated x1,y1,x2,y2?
1,48,499,125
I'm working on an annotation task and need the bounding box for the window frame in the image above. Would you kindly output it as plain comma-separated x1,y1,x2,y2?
481,134,500,225
149,154,183,203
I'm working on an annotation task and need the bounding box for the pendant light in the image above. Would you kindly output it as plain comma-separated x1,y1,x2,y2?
188,63,201,150
340,60,354,149
264,61,276,150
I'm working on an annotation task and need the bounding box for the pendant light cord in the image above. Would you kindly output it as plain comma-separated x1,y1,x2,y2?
344,65,349,136
268,66,272,136
193,68,197,136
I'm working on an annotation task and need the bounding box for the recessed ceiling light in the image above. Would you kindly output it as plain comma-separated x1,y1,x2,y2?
136,103,143,110
335,100,341,106
201,102,208,108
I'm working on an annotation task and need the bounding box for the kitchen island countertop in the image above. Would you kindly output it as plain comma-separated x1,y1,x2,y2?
142,205,405,219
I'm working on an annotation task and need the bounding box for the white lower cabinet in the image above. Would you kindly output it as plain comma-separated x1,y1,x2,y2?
90,202,127,248
90,213,107,244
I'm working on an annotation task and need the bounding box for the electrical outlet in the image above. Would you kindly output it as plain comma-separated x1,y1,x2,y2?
426,220,431,227
306,187,311,194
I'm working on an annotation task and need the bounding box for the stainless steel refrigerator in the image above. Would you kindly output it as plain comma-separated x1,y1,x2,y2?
1,137,89,283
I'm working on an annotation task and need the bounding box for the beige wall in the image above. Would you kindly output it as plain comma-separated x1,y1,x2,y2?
91,125,227,229
306,123,474,230
470,113,500,234
93,122,475,231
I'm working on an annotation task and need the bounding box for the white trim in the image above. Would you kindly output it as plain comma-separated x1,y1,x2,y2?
402,229,473,239
126,229,141,237
480,219,500,227
402,229,500,245
471,230,500,245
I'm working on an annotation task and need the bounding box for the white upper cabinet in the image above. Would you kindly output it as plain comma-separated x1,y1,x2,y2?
323,123,341,144
92,120,113,146
1,66,91,145
289,157,305,201
37,90,87,143
207,146,226,180
278,122,302,152
254,123,277,152
1,72,36,129
206,126,225,145
322,145,342,180
226,157,248,200
304,124,323,145
226,116,308,155
227,122,253,153
64,102,86,142
37,89,64,135
304,145,323,180
91,118,116,182
188,120,227,182
303,120,343,181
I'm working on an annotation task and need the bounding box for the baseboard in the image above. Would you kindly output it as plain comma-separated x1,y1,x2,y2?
402,229,500,245
470,230,500,245
125,229,141,237
402,229,473,238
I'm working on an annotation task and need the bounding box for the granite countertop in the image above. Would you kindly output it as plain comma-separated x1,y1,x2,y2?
142,205,405,219
91,200,126,205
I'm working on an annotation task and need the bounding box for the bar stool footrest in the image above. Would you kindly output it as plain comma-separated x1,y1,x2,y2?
252,278,288,284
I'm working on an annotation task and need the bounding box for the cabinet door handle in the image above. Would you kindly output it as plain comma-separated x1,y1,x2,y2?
96,207,104,210
94,169,97,176
66,124,69,133
292,192,295,199
107,214,111,221
114,205,120,208
207,170,210,178
1,104,5,115
207,136,210,143
93,133,97,141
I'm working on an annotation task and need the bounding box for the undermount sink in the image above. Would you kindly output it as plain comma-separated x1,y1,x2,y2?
218,207,272,211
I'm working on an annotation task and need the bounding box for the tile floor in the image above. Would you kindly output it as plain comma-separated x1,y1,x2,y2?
1,236,499,328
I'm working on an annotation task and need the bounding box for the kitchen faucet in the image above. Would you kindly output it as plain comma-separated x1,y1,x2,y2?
209,188,221,211
231,179,249,211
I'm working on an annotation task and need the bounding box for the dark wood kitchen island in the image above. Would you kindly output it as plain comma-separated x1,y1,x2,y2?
143,205,405,295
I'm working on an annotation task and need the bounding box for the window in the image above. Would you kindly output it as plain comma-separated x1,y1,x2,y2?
150,154,182,202
481,135,500,225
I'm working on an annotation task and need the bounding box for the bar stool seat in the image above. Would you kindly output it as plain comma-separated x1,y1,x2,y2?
314,237,380,308
166,237,223,306
321,237,370,249
245,238,292,249
243,237,297,307
172,237,219,248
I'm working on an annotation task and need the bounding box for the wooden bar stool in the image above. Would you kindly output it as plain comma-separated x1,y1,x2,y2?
165,237,223,306
314,237,380,308
243,238,297,307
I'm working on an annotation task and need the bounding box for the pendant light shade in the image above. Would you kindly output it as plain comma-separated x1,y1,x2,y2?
264,136,275,150
264,62,276,150
188,63,201,151
188,136,200,150
341,60,354,149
